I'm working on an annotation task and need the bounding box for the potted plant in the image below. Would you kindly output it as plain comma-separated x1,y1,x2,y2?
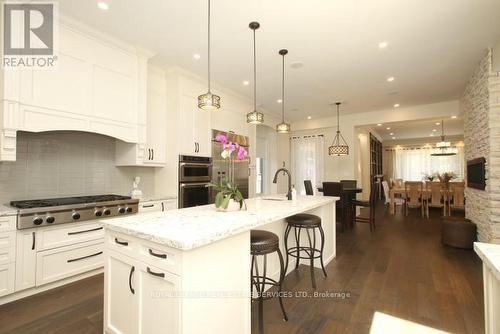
423,172,436,182
212,133,248,211
437,171,457,188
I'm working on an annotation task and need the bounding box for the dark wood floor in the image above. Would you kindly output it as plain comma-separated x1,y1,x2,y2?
0,203,484,334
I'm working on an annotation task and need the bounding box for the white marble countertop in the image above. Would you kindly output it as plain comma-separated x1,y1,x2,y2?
474,242,500,281
103,195,338,250
0,205,17,217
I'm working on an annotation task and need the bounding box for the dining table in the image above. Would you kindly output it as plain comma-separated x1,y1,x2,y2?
389,186,454,215
317,187,363,228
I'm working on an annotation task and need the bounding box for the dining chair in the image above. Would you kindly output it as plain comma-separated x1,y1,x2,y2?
382,180,404,210
425,181,445,218
354,181,377,231
448,183,465,215
395,179,404,188
404,181,424,217
304,180,314,196
340,180,357,189
322,182,345,231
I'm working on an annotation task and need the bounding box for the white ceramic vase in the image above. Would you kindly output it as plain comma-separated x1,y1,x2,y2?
217,198,241,212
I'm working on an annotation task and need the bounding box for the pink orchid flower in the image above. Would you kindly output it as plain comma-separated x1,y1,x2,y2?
215,133,227,144
237,146,248,160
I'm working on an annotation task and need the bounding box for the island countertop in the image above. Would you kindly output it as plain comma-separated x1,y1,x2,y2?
102,195,337,250
474,242,500,281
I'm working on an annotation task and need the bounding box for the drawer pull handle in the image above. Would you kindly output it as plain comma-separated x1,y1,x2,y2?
129,266,135,294
147,267,165,278
142,204,155,208
67,251,103,263
115,238,129,246
148,249,167,259
68,227,103,235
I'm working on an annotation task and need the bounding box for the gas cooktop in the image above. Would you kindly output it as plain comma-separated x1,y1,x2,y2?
10,194,132,209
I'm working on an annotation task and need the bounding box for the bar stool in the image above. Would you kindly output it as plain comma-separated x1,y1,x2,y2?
251,230,288,334
284,214,327,289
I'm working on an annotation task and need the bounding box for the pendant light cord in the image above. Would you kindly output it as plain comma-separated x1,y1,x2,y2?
336,104,340,133
281,52,285,122
207,0,211,92
253,28,257,112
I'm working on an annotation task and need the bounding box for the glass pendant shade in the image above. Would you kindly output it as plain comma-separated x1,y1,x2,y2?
329,102,349,156
198,92,220,110
276,122,291,133
246,110,264,124
430,120,457,156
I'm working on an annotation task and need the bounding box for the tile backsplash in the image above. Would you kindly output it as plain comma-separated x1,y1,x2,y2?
0,131,156,205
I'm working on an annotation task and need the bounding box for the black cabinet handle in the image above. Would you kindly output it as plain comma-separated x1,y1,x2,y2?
115,238,129,246
129,266,135,294
152,149,154,160
147,267,165,278
68,227,103,235
161,202,165,211
194,142,197,153
148,249,167,259
142,204,154,208
31,232,36,250
67,251,103,263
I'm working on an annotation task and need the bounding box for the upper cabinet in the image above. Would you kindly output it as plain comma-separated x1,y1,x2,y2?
0,17,152,161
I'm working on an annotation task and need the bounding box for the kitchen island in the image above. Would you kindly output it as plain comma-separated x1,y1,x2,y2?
102,195,337,334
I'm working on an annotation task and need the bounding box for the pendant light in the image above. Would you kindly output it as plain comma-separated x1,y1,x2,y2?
276,49,290,133
328,102,349,156
431,120,458,156
198,0,220,111
246,22,264,124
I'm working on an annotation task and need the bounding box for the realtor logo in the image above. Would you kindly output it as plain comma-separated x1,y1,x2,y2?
2,2,58,68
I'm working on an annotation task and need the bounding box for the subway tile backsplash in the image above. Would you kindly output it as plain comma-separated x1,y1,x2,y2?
0,131,155,204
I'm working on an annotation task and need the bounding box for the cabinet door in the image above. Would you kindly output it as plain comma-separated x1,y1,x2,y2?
195,108,211,157
145,69,167,165
178,94,197,155
0,263,15,297
136,263,180,334
105,250,138,334
15,230,37,291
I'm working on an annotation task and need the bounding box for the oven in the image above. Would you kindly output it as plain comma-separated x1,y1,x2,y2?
179,155,212,183
178,155,212,208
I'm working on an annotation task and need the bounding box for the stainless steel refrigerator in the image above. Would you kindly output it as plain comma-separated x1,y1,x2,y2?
211,129,250,203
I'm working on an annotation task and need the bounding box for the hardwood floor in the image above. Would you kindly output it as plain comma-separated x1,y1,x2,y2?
0,203,484,334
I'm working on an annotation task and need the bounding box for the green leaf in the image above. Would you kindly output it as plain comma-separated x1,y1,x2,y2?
215,192,223,208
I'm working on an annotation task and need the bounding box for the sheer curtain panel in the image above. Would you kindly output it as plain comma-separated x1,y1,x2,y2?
290,135,325,195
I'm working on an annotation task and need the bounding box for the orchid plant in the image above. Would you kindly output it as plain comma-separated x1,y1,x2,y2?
212,133,248,210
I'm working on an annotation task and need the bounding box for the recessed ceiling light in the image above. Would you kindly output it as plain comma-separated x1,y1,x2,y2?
377,123,382,126
378,41,389,49
451,115,457,119
389,132,394,135
435,122,440,125
193,54,201,60
242,80,250,86
277,99,282,104
430,134,434,137
393,103,400,108
387,76,395,82
307,116,312,120
392,137,396,140
97,2,109,10
386,127,391,130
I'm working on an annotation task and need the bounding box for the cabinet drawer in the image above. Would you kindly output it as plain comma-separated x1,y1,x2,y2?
38,222,104,251
0,248,15,266
0,232,15,250
36,240,104,286
139,201,164,213
0,216,16,232
163,200,177,211
106,231,181,275
0,262,15,297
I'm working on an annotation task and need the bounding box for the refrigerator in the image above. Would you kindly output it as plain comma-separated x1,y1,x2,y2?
211,129,250,203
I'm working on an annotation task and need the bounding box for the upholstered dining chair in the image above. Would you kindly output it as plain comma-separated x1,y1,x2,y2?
353,181,377,231
426,181,446,218
304,180,314,196
448,183,465,215
340,180,357,189
404,181,424,217
322,182,345,231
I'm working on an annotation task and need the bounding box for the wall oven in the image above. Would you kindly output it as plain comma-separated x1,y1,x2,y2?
179,155,212,208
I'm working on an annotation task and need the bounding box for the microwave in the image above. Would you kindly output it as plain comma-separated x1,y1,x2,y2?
178,155,213,183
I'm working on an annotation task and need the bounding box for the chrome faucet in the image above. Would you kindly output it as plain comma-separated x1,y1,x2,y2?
273,168,292,200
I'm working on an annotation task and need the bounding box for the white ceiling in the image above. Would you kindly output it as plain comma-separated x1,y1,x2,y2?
59,0,500,121
369,116,464,141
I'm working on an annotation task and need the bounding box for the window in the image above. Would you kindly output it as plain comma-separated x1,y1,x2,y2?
392,146,464,181
290,135,325,194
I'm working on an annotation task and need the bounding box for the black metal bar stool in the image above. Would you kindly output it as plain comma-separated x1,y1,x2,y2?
284,213,327,289
251,230,288,334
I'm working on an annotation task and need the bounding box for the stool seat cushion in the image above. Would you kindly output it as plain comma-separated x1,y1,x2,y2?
251,230,279,253
285,213,321,227
441,217,476,249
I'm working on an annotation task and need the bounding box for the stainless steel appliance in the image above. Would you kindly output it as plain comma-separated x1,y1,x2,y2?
211,130,250,202
178,155,212,208
11,195,139,230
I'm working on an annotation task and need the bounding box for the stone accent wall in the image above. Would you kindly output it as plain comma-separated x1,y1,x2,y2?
462,49,500,243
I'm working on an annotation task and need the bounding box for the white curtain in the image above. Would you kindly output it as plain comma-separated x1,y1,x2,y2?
393,146,465,181
290,135,325,195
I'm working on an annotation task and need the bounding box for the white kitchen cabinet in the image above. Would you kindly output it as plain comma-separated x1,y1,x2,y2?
0,263,15,297
15,229,37,291
115,66,167,167
139,199,177,213
178,93,212,157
